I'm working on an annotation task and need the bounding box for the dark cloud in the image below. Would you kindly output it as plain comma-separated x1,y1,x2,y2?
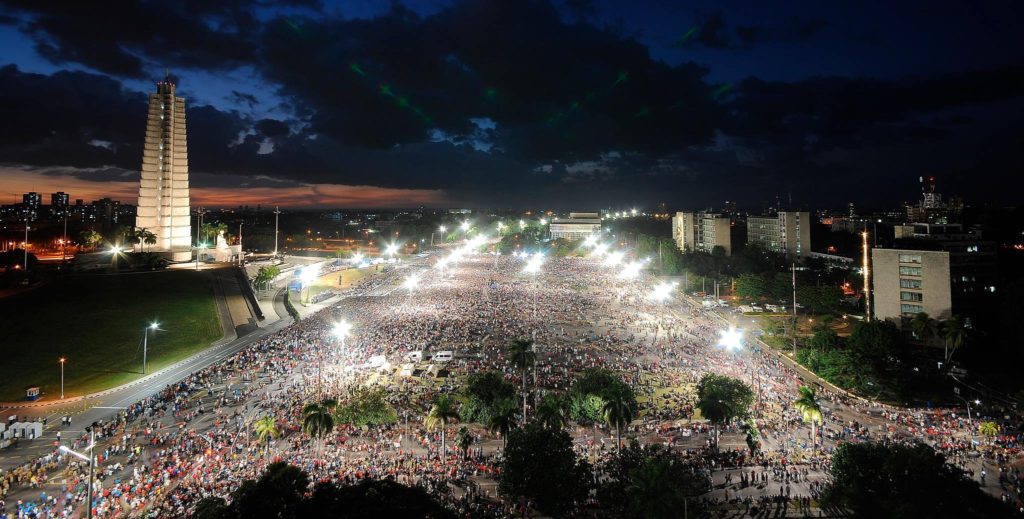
0,1,1022,209
680,13,829,51
229,90,259,108
1,0,271,78
255,118,290,137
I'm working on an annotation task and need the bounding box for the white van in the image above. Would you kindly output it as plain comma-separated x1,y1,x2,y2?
433,351,454,363
404,350,429,363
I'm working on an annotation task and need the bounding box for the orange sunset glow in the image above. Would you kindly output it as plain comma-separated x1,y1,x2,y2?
0,167,448,208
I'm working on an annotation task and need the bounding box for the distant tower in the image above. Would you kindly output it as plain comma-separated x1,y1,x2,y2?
136,71,191,259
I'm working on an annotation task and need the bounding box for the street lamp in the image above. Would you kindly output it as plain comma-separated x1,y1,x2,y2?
59,357,66,399
195,242,207,271
60,427,96,518
299,266,318,304
604,250,624,267
649,281,677,302
385,243,400,258
460,221,470,232
403,273,421,295
717,327,744,352
109,244,122,269
618,261,642,280
143,322,159,374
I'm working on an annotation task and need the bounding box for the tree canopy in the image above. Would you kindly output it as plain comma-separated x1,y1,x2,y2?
821,442,1013,519
499,422,592,517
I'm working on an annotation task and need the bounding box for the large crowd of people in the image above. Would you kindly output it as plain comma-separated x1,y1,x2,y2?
1,248,1022,517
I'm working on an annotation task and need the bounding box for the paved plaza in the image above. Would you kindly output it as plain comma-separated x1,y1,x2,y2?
1,247,1021,517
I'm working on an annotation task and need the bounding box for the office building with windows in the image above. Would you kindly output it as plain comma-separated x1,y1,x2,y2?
671,212,731,255
872,249,952,322
747,211,811,258
550,212,602,240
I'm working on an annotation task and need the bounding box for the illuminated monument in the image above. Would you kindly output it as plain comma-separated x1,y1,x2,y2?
135,72,192,261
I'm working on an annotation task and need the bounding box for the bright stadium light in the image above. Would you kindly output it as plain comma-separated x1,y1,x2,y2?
352,252,364,264
403,273,422,292
299,267,318,284
631,208,638,216
619,261,642,280
649,281,677,302
592,243,609,257
460,221,471,231
604,251,624,267
332,321,352,340
385,243,400,257
717,327,744,352
583,235,598,248
523,253,544,274
539,218,547,225
438,225,447,233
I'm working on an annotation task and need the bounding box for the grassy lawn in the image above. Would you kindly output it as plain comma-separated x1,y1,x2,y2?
0,270,221,401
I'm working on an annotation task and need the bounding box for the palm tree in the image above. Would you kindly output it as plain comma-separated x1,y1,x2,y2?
624,458,685,519
201,222,229,244
302,399,336,452
424,395,460,470
979,421,999,445
139,228,157,252
253,415,280,455
129,226,145,250
455,426,474,460
487,398,519,448
941,315,969,363
506,338,536,421
910,312,937,343
793,386,824,451
602,385,637,452
536,393,569,430
79,230,103,251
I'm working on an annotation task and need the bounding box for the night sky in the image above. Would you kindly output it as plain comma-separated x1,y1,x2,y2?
0,0,1021,210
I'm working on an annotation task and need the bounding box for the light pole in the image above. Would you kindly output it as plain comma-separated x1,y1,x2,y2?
59,357,66,399
523,253,544,320
59,427,96,518
434,225,447,247
273,206,281,257
196,242,206,271
62,212,68,263
862,229,872,322
143,322,159,374
23,216,30,272
792,263,798,355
